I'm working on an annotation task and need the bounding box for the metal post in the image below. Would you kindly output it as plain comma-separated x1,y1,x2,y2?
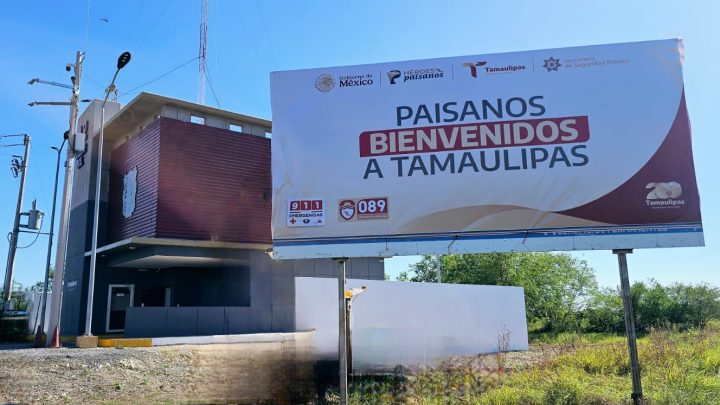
84,102,106,336
2,134,31,312
346,297,352,379
36,140,65,336
613,249,643,405
334,258,349,405
84,51,129,336
47,51,84,345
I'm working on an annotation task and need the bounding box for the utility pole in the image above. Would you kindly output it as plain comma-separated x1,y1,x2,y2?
46,51,84,346
34,138,67,346
2,134,31,312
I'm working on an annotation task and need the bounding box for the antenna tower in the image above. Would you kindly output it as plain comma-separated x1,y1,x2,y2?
198,0,208,105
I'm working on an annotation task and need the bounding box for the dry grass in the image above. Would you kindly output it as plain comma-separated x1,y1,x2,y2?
324,324,720,405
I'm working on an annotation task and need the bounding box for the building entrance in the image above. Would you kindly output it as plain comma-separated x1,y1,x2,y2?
106,285,134,332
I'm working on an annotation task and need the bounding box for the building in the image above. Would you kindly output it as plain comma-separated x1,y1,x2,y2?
60,93,384,338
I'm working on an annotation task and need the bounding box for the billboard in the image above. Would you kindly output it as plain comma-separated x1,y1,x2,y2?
270,39,703,259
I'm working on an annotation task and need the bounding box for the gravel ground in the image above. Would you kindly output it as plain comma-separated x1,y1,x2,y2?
0,342,314,405
0,346,193,404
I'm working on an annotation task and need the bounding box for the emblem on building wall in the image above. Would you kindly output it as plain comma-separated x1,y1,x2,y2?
122,167,138,219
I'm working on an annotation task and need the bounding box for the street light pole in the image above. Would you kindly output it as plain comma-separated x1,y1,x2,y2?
84,51,131,337
33,138,66,346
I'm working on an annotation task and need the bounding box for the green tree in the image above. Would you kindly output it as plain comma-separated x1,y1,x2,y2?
632,280,674,331
30,267,54,292
583,286,624,333
507,253,596,332
401,253,514,284
667,283,720,329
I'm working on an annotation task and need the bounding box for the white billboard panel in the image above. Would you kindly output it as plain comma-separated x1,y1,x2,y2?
270,39,703,259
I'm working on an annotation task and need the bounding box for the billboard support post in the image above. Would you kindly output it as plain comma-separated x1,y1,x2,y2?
333,257,349,405
614,249,643,405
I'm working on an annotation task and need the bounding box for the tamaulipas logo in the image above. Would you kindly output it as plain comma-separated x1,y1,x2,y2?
463,61,526,77
646,182,685,208
462,61,487,78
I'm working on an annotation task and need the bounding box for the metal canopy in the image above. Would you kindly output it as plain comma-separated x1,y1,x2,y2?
85,237,269,269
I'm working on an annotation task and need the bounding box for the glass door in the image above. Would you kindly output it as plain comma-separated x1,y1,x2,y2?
106,284,134,333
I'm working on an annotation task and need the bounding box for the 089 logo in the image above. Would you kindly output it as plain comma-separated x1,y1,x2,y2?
338,197,389,221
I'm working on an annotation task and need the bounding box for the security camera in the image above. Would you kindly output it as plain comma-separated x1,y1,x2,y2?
65,63,72,72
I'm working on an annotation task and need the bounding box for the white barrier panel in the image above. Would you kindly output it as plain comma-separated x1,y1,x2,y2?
27,291,52,333
295,277,528,372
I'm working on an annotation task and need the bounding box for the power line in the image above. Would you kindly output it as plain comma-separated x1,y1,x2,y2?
83,0,92,51
255,0,279,70
205,66,221,108
136,0,174,52
119,56,199,97
122,0,147,49
29,148,48,213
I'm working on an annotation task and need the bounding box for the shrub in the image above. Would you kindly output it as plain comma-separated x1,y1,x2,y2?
582,281,720,335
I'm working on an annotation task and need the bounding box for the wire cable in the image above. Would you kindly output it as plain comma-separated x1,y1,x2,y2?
122,0,147,49
84,75,105,89
119,56,199,97
205,66,222,108
135,0,174,52
17,230,42,249
255,0,279,70
84,0,92,51
29,148,48,212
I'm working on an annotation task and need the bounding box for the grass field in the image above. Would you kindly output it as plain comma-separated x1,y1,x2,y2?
325,323,720,405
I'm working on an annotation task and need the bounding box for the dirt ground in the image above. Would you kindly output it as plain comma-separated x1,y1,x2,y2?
0,343,315,405
0,343,560,404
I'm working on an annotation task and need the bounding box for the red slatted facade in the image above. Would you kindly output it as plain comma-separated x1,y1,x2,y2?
108,117,272,244
108,119,161,240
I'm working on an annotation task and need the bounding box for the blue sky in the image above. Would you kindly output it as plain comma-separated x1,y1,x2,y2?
0,0,718,289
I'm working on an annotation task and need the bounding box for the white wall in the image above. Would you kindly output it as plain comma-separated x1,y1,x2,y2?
27,291,52,333
295,278,528,373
